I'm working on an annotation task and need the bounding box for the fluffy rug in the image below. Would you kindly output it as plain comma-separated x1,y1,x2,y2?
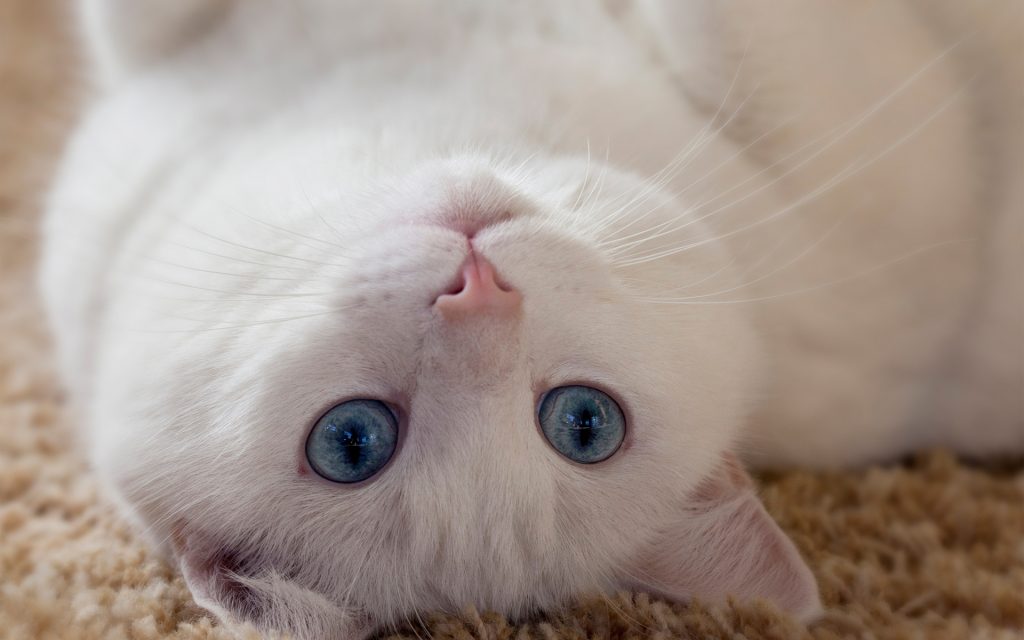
1,2,1022,639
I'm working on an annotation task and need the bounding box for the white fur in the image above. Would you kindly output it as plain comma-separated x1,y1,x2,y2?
41,1,1021,637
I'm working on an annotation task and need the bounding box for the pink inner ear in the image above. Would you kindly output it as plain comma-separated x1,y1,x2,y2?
171,524,372,639
171,525,264,623
627,453,823,621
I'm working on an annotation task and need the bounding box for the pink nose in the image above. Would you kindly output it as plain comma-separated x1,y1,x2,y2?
435,251,521,319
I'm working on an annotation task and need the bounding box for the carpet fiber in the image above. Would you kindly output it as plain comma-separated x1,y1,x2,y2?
1,2,1022,639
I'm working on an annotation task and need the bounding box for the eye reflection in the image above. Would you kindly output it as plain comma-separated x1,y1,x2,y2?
538,386,626,463
305,399,398,483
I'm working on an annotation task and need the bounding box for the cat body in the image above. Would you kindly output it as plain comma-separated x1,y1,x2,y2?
41,1,1022,637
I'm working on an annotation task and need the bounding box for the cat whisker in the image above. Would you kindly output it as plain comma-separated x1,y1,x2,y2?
586,40,756,238
675,114,799,200
132,297,333,306
573,142,615,220
598,108,793,255
638,238,973,305
588,81,762,240
639,205,847,300
657,243,747,295
503,149,544,183
126,274,336,298
136,255,325,282
615,153,861,267
690,27,975,215
604,35,975,260
318,212,359,247
728,227,802,283
565,138,594,227
603,118,815,258
617,78,971,268
165,240,330,271
175,220,349,267
238,210,351,252
687,209,853,301
123,308,345,333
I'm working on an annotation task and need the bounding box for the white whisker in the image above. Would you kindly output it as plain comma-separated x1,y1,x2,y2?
617,78,971,267
639,238,973,305
124,308,345,333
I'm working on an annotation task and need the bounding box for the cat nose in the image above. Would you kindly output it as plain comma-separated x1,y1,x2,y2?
435,250,521,319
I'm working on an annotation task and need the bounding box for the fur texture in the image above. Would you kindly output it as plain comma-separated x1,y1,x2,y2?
40,1,1022,638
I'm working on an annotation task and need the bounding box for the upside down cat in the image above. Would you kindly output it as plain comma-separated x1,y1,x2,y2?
42,1,1022,637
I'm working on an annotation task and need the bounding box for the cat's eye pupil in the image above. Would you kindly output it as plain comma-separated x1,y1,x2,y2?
539,386,625,464
306,400,398,483
343,430,362,464
326,424,368,465
578,423,592,446
570,410,597,446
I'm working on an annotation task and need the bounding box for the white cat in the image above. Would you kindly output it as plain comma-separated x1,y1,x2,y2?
41,1,1022,638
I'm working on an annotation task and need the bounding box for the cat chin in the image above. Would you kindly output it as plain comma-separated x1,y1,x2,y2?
161,451,821,640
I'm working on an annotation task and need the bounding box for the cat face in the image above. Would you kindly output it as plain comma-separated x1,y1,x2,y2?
90,155,819,638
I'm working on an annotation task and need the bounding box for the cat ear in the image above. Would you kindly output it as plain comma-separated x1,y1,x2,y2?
627,453,822,621
173,529,372,640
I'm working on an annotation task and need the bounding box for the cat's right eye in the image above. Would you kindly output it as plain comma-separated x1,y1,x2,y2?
538,385,626,464
305,400,399,483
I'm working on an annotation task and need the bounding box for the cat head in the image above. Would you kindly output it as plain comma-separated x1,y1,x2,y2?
90,154,820,638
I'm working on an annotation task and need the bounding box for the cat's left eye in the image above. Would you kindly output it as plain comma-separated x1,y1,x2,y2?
305,399,398,483
537,385,626,464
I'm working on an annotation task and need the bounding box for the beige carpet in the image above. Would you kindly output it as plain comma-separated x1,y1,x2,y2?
2,2,1023,639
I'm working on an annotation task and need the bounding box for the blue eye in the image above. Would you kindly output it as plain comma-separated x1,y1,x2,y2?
538,386,626,464
305,400,398,483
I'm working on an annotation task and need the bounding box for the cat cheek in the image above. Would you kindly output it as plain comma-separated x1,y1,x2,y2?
623,453,823,621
